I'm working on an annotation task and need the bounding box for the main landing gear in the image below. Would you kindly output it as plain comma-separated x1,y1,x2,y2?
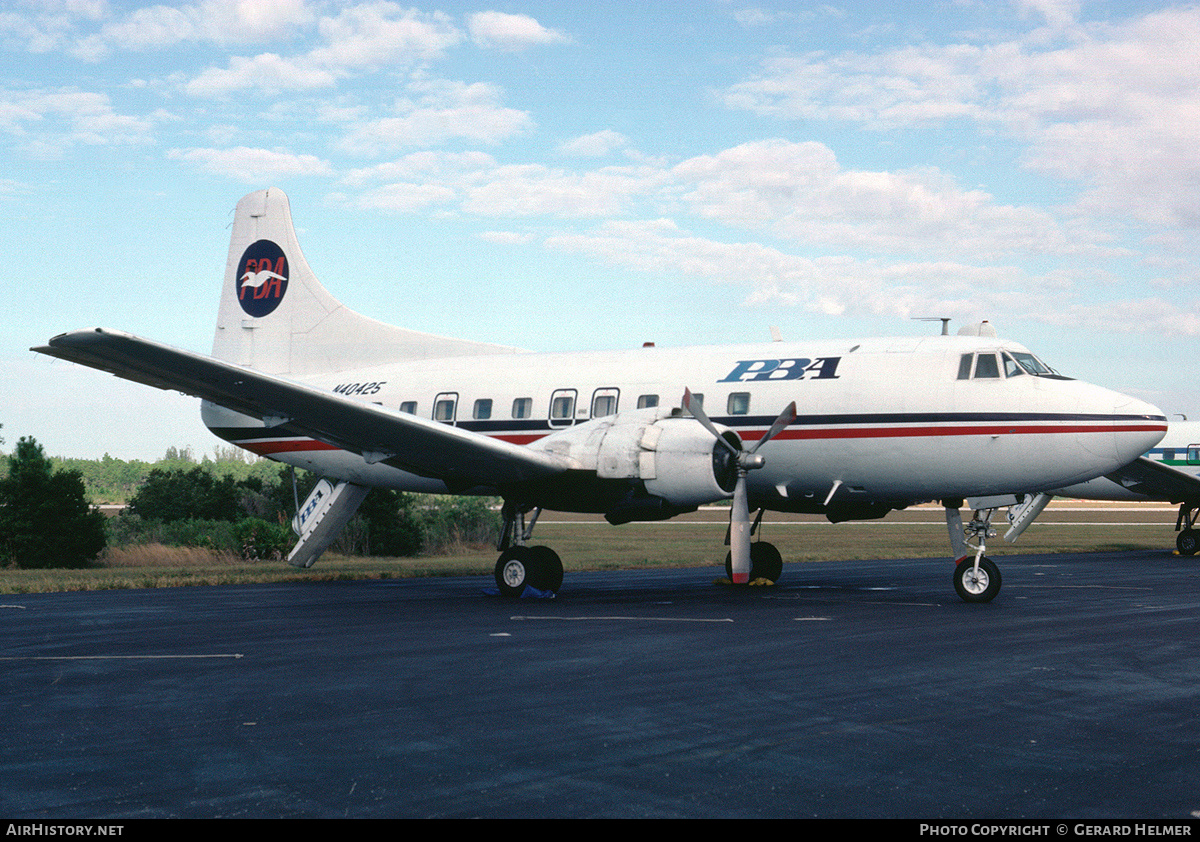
495,502,563,598
722,508,783,584
1176,503,1200,556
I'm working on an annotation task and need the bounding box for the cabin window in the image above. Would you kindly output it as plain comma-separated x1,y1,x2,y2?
399,401,417,414
686,393,704,411
1163,449,1176,462
473,399,492,420
637,394,659,409
549,389,577,426
433,393,457,424
727,392,750,415
591,389,619,418
512,397,532,419
1188,446,1200,465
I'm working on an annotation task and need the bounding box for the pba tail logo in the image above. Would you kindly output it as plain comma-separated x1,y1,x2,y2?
236,240,289,317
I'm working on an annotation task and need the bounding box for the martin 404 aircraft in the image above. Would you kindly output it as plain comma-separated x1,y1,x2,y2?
34,188,1167,602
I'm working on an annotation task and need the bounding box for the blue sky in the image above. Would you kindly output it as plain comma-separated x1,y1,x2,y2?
3,0,1199,460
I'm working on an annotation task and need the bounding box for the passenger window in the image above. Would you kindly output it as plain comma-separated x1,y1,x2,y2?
512,398,532,419
473,399,492,420
433,393,457,423
591,389,618,418
550,389,577,426
1188,446,1200,465
399,401,417,414
1163,449,1176,462
974,354,1000,378
637,394,659,409
685,393,704,412
727,392,750,415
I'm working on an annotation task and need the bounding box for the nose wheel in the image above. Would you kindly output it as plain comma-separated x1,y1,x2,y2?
953,555,1001,603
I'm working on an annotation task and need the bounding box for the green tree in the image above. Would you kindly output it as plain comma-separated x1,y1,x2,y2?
128,466,242,522
0,437,106,569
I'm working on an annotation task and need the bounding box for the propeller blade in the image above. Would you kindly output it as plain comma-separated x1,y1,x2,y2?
683,388,740,457
728,474,751,584
750,400,797,454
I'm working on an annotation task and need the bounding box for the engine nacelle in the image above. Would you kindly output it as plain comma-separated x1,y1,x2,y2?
530,408,739,513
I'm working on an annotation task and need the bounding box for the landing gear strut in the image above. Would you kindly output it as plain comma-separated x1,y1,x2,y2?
495,501,563,598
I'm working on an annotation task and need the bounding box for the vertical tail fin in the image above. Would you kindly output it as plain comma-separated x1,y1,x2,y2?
213,188,520,376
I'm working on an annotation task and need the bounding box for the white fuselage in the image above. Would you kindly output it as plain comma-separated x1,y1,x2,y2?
202,332,1165,516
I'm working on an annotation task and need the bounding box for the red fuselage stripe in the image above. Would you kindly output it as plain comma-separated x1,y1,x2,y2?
233,423,1166,455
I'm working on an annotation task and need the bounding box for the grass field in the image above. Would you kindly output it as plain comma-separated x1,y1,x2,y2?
0,503,1181,594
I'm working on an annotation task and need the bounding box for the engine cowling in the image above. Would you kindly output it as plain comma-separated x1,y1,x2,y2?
529,408,740,516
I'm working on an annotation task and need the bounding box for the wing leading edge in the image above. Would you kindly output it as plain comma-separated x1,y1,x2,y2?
33,328,570,489
1102,456,1200,503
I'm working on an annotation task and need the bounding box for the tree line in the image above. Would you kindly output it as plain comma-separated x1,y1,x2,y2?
0,427,499,569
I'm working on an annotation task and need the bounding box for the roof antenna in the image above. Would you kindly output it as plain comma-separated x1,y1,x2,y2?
913,317,951,335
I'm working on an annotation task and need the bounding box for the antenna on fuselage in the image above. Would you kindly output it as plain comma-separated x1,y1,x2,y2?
913,317,952,335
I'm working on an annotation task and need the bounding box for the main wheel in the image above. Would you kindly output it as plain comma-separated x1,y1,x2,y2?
750,542,783,583
494,545,564,597
527,545,564,593
1177,529,1199,556
953,556,1001,603
495,546,534,598
724,542,784,583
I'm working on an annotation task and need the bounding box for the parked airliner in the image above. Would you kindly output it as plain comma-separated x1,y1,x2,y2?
34,189,1166,602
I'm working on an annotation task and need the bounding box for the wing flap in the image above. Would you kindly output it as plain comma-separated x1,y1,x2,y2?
1103,456,1200,503
33,328,569,488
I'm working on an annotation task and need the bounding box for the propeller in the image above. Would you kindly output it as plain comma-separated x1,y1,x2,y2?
682,389,796,584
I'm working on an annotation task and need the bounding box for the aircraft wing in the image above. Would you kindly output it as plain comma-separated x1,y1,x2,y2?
33,328,571,489
1101,456,1200,503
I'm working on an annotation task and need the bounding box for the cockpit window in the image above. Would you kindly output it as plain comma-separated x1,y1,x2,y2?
1002,353,1025,377
1009,351,1055,376
959,349,1059,380
974,353,1000,378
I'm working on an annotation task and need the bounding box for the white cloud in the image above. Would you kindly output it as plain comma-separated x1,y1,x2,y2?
185,52,336,96
336,79,533,156
671,140,1121,259
0,87,154,149
167,146,333,181
70,0,315,59
558,129,627,158
181,4,460,97
467,11,569,51
720,7,1200,228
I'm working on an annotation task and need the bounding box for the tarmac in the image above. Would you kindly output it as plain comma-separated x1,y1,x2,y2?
3,548,1200,819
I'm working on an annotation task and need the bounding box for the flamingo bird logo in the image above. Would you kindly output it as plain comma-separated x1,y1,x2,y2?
240,268,288,291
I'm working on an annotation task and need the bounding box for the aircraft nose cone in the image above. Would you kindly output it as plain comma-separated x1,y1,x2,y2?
1112,395,1168,463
